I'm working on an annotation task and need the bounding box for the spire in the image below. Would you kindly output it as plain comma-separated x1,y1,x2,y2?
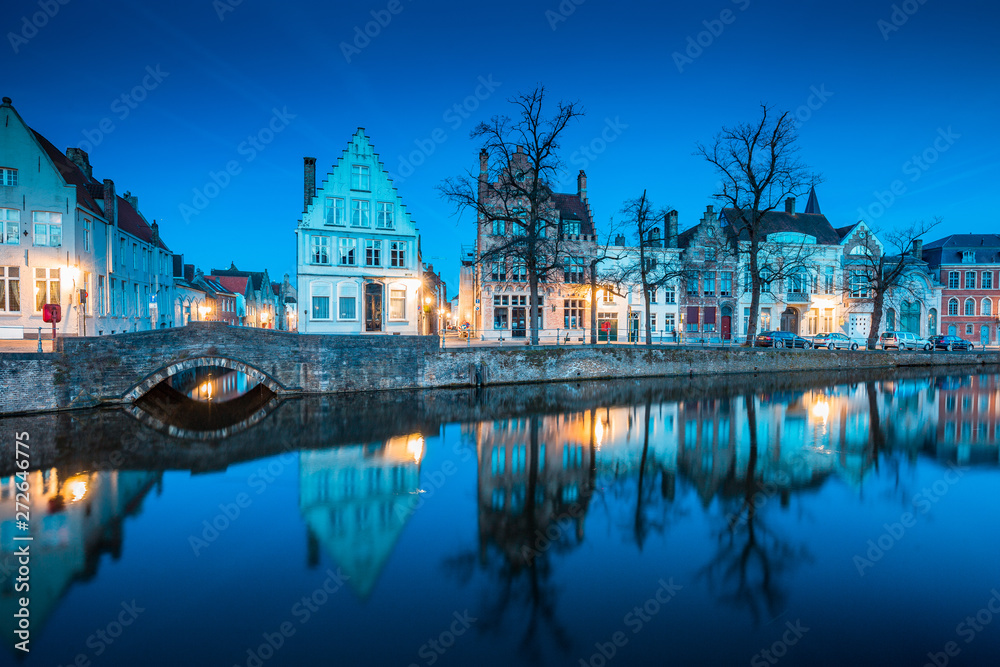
804,186,821,214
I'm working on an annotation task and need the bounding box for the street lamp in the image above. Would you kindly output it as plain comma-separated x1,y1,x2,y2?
260,310,270,328
198,305,211,320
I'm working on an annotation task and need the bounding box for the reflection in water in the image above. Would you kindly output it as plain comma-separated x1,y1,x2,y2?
3,368,1000,665
165,366,259,402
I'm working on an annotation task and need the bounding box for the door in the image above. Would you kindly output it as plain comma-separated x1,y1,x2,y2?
780,308,798,333
948,324,957,336
511,307,526,338
598,313,618,342
628,312,640,342
721,305,732,340
364,283,383,332
981,325,990,347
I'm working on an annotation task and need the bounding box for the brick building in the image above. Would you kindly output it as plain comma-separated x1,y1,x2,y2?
922,234,1000,345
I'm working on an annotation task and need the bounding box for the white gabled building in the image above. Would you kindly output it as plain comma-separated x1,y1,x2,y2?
296,129,422,335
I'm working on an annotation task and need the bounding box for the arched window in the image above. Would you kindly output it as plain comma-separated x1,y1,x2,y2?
983,298,992,317
948,298,959,316
965,298,976,316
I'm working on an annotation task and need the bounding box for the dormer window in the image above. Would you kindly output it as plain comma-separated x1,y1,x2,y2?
962,250,976,263
563,220,581,235
0,168,16,186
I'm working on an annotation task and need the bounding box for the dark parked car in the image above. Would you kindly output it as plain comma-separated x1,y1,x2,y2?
811,332,860,351
755,331,813,349
928,335,975,351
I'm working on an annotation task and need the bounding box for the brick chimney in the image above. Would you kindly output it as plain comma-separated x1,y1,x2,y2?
184,264,194,282
577,170,588,204
123,190,139,211
912,239,924,258
303,157,316,213
478,148,489,203
66,147,93,178
151,220,160,245
665,210,679,248
785,197,795,214
102,178,117,229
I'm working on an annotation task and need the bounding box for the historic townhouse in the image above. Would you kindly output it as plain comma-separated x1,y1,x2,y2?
474,149,597,342
922,234,1000,345
678,205,741,341
297,129,422,335
1,97,173,339
210,264,276,328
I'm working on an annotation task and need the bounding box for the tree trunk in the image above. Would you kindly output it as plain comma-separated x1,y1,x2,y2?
746,239,762,346
529,271,540,345
590,264,598,344
867,281,886,350
644,287,652,345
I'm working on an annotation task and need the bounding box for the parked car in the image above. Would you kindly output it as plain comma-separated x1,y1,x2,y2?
927,335,975,351
755,331,813,349
811,332,860,351
879,331,932,351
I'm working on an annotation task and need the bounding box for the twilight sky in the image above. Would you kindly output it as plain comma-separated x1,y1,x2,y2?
4,0,998,292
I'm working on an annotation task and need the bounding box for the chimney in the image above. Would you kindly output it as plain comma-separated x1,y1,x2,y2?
577,170,588,204
912,239,924,258
102,178,117,229
665,210,679,248
184,264,194,282
123,190,139,211
478,148,489,203
303,157,316,214
516,145,523,154
65,147,93,178
615,234,626,246
151,220,160,245
785,197,795,214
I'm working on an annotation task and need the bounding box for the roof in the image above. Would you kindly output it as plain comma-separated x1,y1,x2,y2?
30,129,104,217
211,275,250,295
721,208,841,245
117,195,170,251
211,265,267,292
201,279,236,296
922,234,1000,267
271,282,281,296
923,234,1000,249
551,193,594,234
804,186,821,215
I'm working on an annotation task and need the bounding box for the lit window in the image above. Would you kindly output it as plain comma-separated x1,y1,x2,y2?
1,208,19,245
310,235,330,264
338,238,356,266
0,168,16,186
0,266,20,313
311,283,331,320
351,200,370,227
32,212,62,247
389,288,406,319
325,198,345,226
34,267,60,312
338,283,357,320
376,202,394,229
351,165,370,190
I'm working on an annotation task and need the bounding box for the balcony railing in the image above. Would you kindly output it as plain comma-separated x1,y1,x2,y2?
786,292,810,303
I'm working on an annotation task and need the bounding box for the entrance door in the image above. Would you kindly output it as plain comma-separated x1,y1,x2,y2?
948,324,957,336
721,306,732,340
364,283,383,332
598,313,618,342
511,307,526,338
780,308,798,333
628,312,640,342
981,325,990,347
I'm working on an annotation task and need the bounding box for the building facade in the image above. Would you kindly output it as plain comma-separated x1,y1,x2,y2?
923,234,1000,346
297,129,422,335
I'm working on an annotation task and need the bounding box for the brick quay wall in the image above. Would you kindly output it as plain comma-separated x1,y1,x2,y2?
2,322,1000,415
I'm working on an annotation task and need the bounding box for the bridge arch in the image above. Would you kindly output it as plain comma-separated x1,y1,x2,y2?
125,355,285,402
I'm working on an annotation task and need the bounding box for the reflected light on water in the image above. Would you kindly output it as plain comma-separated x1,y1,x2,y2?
595,417,604,449
406,436,424,463
811,399,830,423
64,475,88,502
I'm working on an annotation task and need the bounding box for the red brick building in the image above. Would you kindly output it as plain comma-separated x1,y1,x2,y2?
923,235,1000,346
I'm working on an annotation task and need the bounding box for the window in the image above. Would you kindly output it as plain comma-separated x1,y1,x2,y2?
377,202,394,229
119,237,126,266
966,323,974,335
493,295,509,329
687,272,699,296
665,287,676,303
0,168,17,186
760,307,771,330
823,308,833,333
338,238,356,265
650,313,657,330
824,266,834,294
686,306,699,332
135,283,143,316
849,271,869,298
311,283,331,320
703,272,715,296
365,239,381,266
511,259,527,282
664,313,675,332
743,307,750,334
948,298,959,316
705,247,716,262
962,251,976,263
132,243,138,269
351,164,370,190
649,288,657,303
703,306,716,332
142,247,148,272
492,219,506,235
0,267,20,312
325,198,345,226
310,235,331,264
965,271,976,289
34,268,60,311
389,288,406,319
602,291,614,305
97,275,106,316
563,299,585,328
33,212,62,247
563,220,581,235
381,241,402,268
965,299,976,316
948,271,960,289
720,272,733,296
564,256,584,283
984,299,993,317
351,200,370,227
984,272,994,290
1,208,18,245
338,283,358,320
491,261,506,282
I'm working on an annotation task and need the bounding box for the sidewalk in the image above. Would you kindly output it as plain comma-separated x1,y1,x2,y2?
0,340,55,353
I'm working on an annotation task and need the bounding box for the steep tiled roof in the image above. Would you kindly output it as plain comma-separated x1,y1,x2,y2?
211,275,250,296
30,129,104,217
201,278,236,297
552,193,594,234
117,195,169,251
271,282,281,296
721,208,841,245
211,267,267,292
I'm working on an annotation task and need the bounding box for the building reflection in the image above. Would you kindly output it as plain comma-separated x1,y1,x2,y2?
935,373,1000,465
0,469,160,641
298,434,424,599
166,367,257,402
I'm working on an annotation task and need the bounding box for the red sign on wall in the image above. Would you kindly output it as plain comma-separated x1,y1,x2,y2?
42,304,61,323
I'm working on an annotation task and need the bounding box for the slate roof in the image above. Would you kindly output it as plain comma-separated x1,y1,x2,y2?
551,193,594,234
804,186,821,215
922,234,1000,267
721,208,841,245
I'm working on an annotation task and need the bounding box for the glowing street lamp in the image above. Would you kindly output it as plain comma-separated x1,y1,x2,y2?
198,305,212,320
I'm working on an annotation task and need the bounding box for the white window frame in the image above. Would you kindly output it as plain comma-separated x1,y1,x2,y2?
390,241,406,268
338,281,358,320
351,164,370,190
351,200,370,228
983,298,993,317
0,266,20,313
32,211,62,247
964,298,976,316
34,267,60,312
310,282,332,321
0,167,16,186
310,234,331,265
325,197,346,226
365,239,382,267
388,284,406,321
1,208,19,245
376,202,394,229
338,238,357,266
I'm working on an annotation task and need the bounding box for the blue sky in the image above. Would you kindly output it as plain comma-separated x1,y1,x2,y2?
4,0,998,292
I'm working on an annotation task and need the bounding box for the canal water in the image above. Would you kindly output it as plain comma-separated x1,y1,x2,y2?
2,367,1000,666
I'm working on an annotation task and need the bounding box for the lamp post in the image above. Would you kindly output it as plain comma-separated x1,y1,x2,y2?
261,310,270,329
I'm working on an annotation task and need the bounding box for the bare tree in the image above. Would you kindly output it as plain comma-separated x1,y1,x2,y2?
842,218,941,349
439,87,584,345
695,105,818,344
584,219,626,344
